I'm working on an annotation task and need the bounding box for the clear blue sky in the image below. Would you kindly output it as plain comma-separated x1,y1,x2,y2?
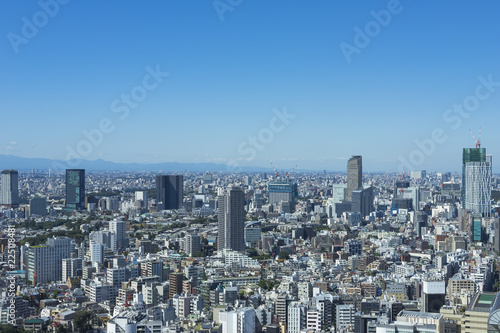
1,1,499,172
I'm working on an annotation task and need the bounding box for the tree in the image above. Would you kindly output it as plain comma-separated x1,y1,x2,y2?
73,311,94,333
278,251,290,260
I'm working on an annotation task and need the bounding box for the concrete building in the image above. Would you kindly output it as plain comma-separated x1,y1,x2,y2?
288,302,307,333
347,156,362,201
1,170,19,208
462,147,492,217
28,237,71,284
219,307,255,333
217,185,245,253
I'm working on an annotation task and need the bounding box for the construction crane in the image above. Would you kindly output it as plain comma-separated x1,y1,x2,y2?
270,162,279,179
120,251,129,263
469,127,481,148
285,165,298,179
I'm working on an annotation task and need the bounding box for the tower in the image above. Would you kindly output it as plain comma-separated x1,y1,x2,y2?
217,185,245,253
156,175,184,210
65,169,85,211
346,156,362,201
462,148,492,216
1,170,19,208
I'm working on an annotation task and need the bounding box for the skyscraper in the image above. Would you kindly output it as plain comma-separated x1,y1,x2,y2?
1,170,19,208
346,156,362,201
351,186,374,219
109,220,127,251
217,185,245,253
65,169,85,211
462,148,492,216
156,175,184,210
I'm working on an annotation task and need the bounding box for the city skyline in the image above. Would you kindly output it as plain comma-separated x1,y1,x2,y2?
1,1,500,172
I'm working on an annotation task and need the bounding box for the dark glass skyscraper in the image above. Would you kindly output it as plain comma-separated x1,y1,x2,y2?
156,175,184,210
65,169,85,211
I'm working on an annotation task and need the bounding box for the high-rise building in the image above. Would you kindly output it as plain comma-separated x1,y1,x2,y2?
109,220,127,251
62,258,82,282
65,169,85,211
347,156,362,201
351,186,374,219
336,304,356,332
332,184,347,204
462,148,492,216
414,211,428,237
219,307,256,333
90,242,104,266
28,237,71,284
217,186,245,253
1,170,19,208
29,197,47,217
267,179,298,213
185,234,201,257
156,175,183,210
288,302,307,333
134,190,148,209
169,272,184,299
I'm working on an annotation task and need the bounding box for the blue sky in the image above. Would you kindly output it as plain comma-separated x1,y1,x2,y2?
1,1,499,172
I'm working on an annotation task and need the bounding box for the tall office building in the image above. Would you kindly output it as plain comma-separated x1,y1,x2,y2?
90,242,104,266
287,302,308,333
65,169,85,211
462,148,492,217
62,258,83,283
347,156,362,201
414,211,428,237
351,186,374,219
156,175,184,210
29,197,47,217
28,237,71,284
134,190,148,209
1,170,19,208
217,185,245,253
185,233,201,257
268,179,298,213
109,220,127,251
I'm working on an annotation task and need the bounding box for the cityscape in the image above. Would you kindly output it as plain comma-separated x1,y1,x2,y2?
1,1,500,333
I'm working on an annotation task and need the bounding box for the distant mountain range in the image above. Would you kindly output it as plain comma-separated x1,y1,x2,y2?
0,154,272,172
